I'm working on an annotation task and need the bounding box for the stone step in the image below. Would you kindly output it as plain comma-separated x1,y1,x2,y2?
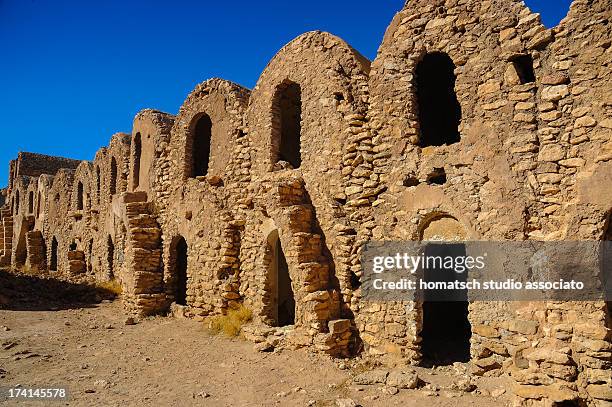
121,191,148,203
127,215,158,229
130,228,161,249
125,202,151,216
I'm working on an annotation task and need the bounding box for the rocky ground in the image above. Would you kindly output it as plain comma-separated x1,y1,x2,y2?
0,269,514,406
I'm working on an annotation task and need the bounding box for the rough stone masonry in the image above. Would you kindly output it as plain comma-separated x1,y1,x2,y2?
1,0,611,405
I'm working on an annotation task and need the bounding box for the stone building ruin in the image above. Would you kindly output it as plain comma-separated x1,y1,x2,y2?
1,0,611,405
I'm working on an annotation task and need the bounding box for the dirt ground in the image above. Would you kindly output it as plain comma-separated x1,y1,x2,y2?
0,269,514,407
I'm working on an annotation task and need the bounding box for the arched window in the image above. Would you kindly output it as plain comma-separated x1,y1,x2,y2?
273,81,302,169
416,53,461,147
188,114,212,178
110,157,117,198
28,191,34,214
133,132,142,189
77,181,84,210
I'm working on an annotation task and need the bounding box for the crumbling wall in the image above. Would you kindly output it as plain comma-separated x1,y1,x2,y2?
13,152,80,179
43,169,76,274
0,1,609,404
158,78,250,318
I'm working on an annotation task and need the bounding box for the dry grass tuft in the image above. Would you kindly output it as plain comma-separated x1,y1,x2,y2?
208,305,253,337
96,279,123,296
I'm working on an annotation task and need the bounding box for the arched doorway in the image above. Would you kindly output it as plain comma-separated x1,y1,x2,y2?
419,215,471,365
266,230,295,326
172,236,189,305
49,236,58,272
416,52,461,147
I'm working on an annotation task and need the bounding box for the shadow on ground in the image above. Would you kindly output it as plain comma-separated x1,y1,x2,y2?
0,268,117,311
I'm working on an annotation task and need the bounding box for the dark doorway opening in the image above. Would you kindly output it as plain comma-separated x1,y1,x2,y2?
28,192,34,214
267,231,295,326
511,55,536,84
174,236,188,305
275,82,302,169
50,237,58,271
420,243,471,365
110,157,118,198
107,236,114,279
87,239,94,273
416,53,461,147
77,182,84,210
191,114,212,178
36,192,41,217
133,132,142,189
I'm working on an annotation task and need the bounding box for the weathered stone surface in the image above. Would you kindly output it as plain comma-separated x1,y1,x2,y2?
386,370,419,389
1,3,610,407
353,370,389,385
541,85,569,102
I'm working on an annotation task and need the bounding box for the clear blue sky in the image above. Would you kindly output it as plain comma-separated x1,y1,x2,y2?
0,0,572,187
